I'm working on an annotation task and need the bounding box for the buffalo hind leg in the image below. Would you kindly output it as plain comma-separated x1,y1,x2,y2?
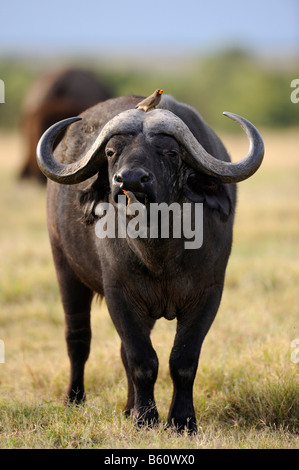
168,288,222,433
51,243,93,403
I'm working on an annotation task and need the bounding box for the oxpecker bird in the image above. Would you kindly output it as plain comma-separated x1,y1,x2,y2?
135,89,163,111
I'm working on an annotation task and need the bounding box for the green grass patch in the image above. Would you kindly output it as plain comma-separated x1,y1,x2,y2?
0,133,298,448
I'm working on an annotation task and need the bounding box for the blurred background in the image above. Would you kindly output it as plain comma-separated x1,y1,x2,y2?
1,0,298,181
1,0,299,133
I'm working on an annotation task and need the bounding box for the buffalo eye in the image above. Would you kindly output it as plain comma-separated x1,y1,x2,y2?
165,149,178,158
105,148,115,158
152,135,180,159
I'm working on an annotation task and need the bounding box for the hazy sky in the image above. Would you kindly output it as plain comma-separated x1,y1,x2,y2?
1,0,298,57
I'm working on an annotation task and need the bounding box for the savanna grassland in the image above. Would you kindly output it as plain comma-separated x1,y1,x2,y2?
0,128,298,449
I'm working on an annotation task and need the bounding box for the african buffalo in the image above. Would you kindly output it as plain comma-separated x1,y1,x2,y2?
37,94,264,433
20,67,113,182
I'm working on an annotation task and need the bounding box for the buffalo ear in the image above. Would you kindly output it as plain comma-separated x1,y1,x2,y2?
78,171,109,225
183,174,232,221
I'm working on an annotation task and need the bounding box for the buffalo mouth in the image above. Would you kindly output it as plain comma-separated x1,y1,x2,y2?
113,188,155,208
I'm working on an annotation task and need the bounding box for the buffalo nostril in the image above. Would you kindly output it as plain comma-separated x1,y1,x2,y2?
113,168,152,190
115,175,123,183
141,175,150,183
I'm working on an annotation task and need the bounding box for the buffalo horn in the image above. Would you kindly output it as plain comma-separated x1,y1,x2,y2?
36,108,264,185
143,110,264,184
36,110,144,184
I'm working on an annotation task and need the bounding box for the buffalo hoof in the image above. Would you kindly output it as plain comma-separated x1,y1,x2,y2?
132,406,160,429
167,416,197,435
65,387,86,405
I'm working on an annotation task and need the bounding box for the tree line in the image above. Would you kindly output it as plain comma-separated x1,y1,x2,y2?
0,48,298,131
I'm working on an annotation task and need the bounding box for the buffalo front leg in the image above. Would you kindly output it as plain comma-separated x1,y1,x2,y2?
120,342,134,417
122,334,159,427
106,291,159,427
168,288,223,433
51,243,93,403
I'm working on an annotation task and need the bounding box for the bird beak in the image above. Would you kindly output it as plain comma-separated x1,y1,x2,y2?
159,90,163,94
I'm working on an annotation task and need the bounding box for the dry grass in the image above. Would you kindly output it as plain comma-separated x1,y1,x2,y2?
0,128,298,449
